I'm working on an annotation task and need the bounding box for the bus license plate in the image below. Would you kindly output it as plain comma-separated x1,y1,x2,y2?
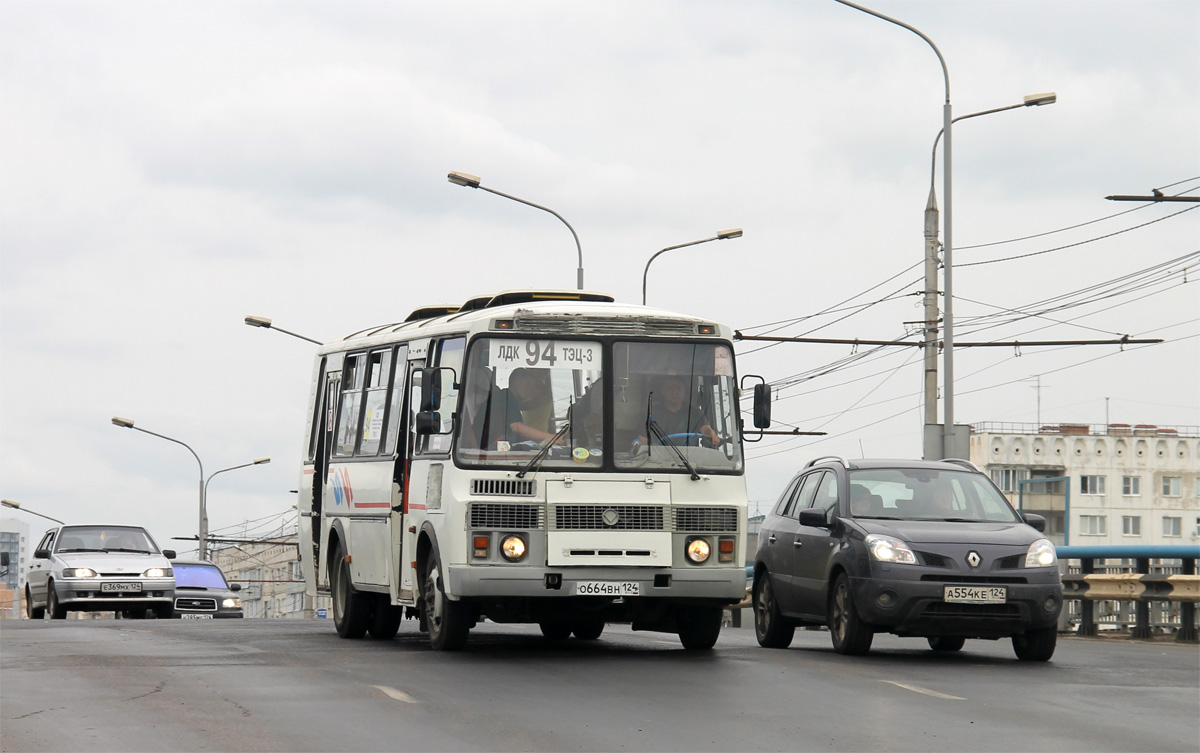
100,582,143,593
574,581,639,597
943,585,1006,604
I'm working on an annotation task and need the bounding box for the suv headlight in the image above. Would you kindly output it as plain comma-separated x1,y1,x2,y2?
142,567,173,578
1025,539,1057,568
865,534,917,564
222,597,242,609
62,568,97,578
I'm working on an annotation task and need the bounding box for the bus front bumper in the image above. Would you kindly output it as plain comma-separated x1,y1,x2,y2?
447,565,747,602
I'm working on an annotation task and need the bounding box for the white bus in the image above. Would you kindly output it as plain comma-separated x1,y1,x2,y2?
297,290,770,650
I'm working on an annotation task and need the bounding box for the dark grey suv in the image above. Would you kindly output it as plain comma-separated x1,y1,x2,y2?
752,457,1062,661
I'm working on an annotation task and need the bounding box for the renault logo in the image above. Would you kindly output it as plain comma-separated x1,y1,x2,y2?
602,508,620,527
966,551,981,568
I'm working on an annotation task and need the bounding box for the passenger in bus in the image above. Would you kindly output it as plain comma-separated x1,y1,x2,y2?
503,368,561,445
645,371,720,448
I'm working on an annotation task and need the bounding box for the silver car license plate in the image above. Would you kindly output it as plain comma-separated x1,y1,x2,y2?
943,585,1006,604
100,582,143,593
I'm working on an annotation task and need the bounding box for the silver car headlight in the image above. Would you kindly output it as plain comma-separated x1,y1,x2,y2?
1025,539,1057,568
62,568,97,578
142,567,173,578
865,534,918,564
222,597,242,609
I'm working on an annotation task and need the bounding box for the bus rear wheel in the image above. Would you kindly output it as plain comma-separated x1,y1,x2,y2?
330,543,371,639
369,598,403,640
423,557,470,651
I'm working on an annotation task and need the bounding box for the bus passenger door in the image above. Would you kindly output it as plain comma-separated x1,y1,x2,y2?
314,372,340,589
387,346,413,602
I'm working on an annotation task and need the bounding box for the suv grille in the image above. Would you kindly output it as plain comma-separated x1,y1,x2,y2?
554,505,665,531
175,597,217,611
674,507,738,533
923,602,1022,619
916,551,949,568
469,503,544,530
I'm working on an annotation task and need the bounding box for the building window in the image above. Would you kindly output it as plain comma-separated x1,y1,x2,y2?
1121,476,1141,496
1161,477,1182,497
1121,516,1141,536
1079,515,1107,536
1163,517,1181,537
990,468,1028,493
1079,475,1106,495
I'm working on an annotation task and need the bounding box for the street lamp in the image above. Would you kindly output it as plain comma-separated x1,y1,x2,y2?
1,499,65,525
920,93,1056,458
111,418,268,560
447,170,585,290
642,229,743,305
244,316,322,345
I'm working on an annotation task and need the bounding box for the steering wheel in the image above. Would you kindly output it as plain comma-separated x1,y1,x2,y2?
659,432,703,446
509,440,542,452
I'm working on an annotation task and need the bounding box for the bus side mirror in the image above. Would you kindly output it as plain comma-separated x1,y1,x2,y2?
0,551,8,567
753,383,772,429
419,368,442,412
415,411,441,435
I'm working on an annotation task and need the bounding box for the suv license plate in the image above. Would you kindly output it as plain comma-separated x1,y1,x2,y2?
181,613,214,619
574,581,640,597
943,585,1006,604
100,582,143,593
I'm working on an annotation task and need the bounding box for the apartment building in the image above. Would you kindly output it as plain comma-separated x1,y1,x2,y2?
211,539,330,619
970,422,1199,547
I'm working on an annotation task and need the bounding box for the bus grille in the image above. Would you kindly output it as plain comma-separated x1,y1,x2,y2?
514,315,700,337
471,479,536,497
553,505,666,531
673,507,739,533
469,503,544,530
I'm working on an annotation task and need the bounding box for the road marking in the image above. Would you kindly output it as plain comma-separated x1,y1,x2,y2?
881,680,965,700
373,685,418,703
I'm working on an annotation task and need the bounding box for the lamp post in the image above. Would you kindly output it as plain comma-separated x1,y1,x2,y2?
834,0,956,457
642,229,743,305
244,316,322,345
1,499,65,525
920,93,1056,457
204,458,271,554
448,170,585,290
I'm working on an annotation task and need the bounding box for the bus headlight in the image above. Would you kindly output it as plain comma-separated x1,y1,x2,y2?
685,537,711,564
1025,539,1057,568
500,534,527,562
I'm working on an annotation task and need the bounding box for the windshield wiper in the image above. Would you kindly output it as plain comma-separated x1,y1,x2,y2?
517,405,573,479
58,548,105,553
104,548,151,554
645,393,700,481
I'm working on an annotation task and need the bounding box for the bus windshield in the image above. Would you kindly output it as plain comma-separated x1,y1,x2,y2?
454,338,742,474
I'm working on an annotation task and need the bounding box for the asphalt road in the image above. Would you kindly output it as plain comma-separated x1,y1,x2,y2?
2,618,1197,753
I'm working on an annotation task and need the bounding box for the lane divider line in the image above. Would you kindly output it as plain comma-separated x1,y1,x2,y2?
373,685,418,703
881,680,965,700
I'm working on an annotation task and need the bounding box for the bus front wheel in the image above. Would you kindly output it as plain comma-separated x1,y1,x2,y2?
678,605,722,650
423,557,470,651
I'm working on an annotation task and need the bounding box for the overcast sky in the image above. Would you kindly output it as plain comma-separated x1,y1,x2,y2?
2,0,1197,549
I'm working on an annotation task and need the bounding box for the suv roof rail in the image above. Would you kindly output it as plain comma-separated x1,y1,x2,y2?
803,455,849,470
942,458,982,472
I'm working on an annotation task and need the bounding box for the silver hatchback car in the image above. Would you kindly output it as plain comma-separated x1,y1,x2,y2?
25,525,177,619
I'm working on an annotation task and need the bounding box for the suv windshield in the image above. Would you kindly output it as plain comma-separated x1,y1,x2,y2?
847,468,1019,523
175,563,230,589
454,338,742,474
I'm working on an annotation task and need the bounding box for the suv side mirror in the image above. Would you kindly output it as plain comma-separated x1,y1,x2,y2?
162,549,177,559
1022,512,1046,532
798,507,830,528
230,583,242,592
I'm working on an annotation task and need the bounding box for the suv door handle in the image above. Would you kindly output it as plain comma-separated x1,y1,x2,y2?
793,539,803,548
768,534,777,544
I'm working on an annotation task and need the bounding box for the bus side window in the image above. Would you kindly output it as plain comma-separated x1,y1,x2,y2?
358,349,393,456
383,345,409,457
334,354,366,457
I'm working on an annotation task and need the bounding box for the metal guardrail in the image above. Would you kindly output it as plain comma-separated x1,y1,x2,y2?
1058,545,1200,643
